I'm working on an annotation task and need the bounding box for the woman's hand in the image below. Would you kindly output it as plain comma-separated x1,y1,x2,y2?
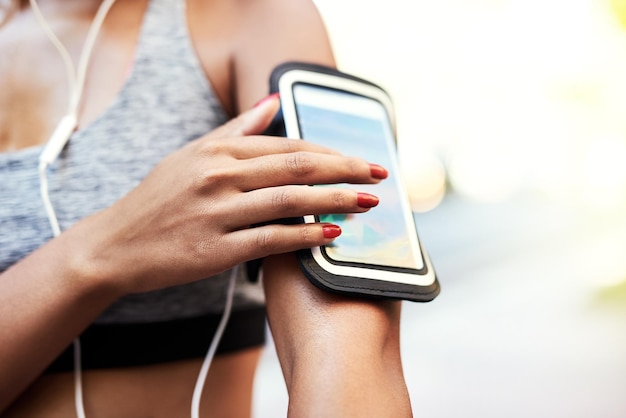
74,95,387,295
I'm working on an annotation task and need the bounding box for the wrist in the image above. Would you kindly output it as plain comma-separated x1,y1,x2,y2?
56,213,127,302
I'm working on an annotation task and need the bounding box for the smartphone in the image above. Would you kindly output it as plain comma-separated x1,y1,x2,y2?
269,62,439,302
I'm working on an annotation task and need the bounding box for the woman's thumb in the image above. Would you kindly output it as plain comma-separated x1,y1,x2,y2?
213,93,281,138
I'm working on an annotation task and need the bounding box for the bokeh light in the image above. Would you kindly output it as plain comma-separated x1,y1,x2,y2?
398,147,446,212
608,0,626,28
315,0,626,213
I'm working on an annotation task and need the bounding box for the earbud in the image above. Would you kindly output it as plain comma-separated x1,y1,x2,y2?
38,114,77,168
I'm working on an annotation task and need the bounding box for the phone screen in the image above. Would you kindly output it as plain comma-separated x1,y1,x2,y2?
293,83,424,271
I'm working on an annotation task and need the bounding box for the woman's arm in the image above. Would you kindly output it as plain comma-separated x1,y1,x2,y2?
0,98,384,412
232,0,413,416
0,219,119,413
264,255,413,417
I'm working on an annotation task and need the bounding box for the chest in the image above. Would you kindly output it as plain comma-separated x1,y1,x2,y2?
0,0,234,153
0,0,231,271
0,4,148,152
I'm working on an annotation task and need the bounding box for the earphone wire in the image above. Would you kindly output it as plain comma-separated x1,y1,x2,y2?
72,0,117,113
28,0,74,115
30,1,117,417
191,265,239,418
31,2,238,417
191,266,239,418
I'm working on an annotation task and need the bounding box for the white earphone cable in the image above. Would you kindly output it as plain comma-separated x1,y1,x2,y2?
72,0,117,113
29,0,117,117
28,0,75,115
191,266,239,418
30,1,116,417
32,2,238,417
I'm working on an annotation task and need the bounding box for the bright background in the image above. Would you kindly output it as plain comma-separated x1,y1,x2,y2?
253,1,626,416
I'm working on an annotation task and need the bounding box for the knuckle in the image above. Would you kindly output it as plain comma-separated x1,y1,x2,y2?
255,229,277,252
300,224,314,243
345,157,363,177
271,188,298,211
193,167,231,191
285,152,315,177
331,190,348,209
280,138,299,153
198,140,226,157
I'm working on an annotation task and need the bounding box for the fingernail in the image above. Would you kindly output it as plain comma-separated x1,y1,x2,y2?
369,163,388,179
254,92,280,108
357,192,379,208
322,224,342,239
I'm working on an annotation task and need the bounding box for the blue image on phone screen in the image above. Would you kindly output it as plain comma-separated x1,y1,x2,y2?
293,84,422,271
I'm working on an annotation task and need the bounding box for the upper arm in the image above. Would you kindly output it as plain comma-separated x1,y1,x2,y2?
232,0,336,112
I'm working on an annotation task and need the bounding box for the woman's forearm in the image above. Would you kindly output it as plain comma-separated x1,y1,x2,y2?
0,97,387,411
0,220,121,412
263,253,413,418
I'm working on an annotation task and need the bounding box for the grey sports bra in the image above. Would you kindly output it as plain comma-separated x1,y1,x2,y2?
0,0,264,327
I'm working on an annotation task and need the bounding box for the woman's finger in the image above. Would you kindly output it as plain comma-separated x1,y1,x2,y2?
194,134,342,162
223,222,343,261
208,93,280,138
215,152,387,192
223,185,379,230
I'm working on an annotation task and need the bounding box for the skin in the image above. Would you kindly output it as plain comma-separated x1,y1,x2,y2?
0,0,412,416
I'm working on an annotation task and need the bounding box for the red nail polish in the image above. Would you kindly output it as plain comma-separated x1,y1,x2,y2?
357,193,379,208
254,92,280,108
369,163,388,179
322,224,342,239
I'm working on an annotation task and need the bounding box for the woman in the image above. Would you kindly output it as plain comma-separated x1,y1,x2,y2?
0,0,412,416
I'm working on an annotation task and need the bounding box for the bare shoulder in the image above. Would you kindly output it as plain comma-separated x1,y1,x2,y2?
234,0,331,32
231,0,336,110
186,0,335,114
